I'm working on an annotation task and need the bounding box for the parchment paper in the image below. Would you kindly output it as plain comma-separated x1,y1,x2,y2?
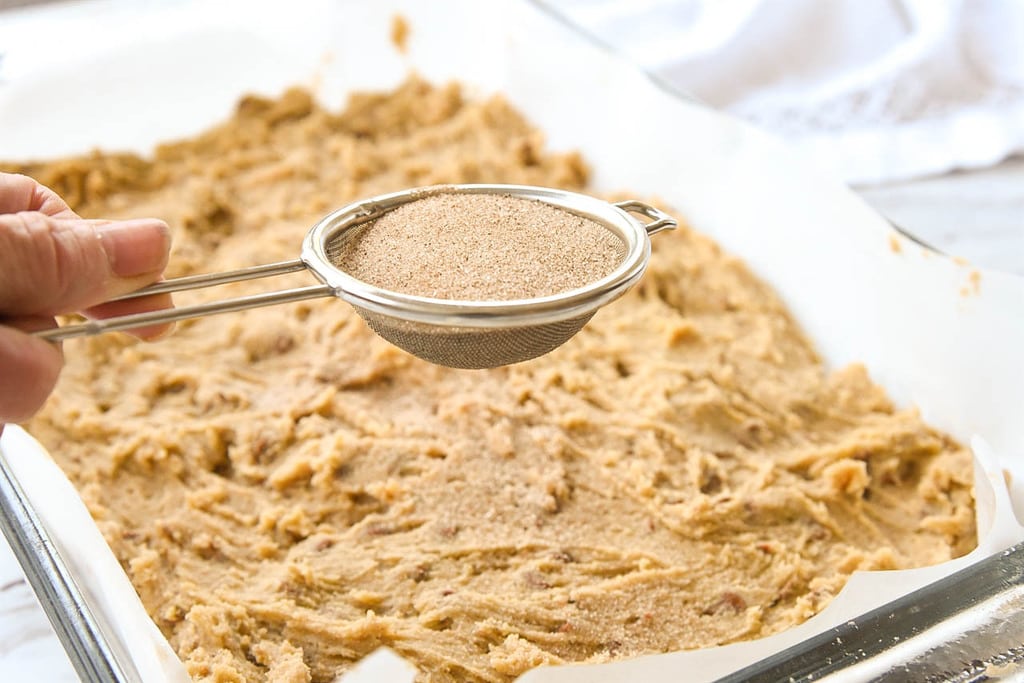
1,0,1022,681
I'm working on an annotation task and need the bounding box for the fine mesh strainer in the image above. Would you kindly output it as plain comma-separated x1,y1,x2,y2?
36,184,676,368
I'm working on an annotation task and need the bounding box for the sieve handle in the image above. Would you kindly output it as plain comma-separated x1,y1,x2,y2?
33,259,333,342
35,285,334,341
110,259,308,300
614,200,678,236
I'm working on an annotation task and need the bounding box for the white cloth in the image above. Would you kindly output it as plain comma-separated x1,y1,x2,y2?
546,0,1024,185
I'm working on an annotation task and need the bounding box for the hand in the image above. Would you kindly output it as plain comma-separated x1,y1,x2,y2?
0,172,173,428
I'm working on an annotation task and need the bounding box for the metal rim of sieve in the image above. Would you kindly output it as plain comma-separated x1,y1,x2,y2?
301,184,663,329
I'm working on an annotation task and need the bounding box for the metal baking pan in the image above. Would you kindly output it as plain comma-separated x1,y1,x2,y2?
3,427,1023,683
2,1,1023,681
720,540,1024,683
0,444,140,683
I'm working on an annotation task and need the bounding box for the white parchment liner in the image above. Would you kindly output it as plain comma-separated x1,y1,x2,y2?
1,1,1022,681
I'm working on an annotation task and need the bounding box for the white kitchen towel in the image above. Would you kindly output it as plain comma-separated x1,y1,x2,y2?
544,0,1024,185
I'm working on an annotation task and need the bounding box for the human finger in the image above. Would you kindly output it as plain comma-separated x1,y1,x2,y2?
0,212,170,316
83,291,176,341
0,172,78,219
0,316,62,424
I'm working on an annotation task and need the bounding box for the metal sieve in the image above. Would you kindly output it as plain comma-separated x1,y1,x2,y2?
35,184,676,368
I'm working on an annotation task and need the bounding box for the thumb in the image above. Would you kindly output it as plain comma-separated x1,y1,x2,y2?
0,212,170,316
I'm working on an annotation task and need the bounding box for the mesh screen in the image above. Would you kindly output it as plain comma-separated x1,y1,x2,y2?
322,215,604,368
358,310,594,369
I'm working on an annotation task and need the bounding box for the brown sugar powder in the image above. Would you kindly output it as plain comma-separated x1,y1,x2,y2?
335,192,624,300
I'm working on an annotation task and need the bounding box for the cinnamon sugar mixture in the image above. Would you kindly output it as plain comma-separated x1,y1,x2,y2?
7,79,975,683
337,193,623,300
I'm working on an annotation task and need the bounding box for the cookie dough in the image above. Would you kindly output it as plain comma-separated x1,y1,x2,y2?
10,78,975,683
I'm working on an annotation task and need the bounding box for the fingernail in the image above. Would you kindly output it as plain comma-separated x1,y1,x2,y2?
98,219,171,278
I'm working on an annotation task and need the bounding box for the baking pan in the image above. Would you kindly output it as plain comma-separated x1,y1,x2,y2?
1,0,1023,680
